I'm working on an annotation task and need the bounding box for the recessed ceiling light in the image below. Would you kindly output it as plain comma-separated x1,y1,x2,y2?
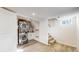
32,13,36,16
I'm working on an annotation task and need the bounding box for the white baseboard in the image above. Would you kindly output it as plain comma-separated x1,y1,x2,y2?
57,40,76,48
34,39,48,45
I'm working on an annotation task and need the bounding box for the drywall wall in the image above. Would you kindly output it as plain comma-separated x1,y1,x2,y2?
39,18,48,45
28,20,39,40
48,16,77,47
76,14,79,51
0,8,17,52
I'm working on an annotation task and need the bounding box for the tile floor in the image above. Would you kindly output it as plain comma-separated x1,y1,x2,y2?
17,39,77,52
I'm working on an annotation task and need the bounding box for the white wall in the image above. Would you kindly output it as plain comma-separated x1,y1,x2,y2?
0,8,17,52
48,16,77,47
76,14,79,51
39,18,48,45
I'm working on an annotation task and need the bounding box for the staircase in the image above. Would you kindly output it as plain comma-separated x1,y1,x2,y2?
48,34,56,45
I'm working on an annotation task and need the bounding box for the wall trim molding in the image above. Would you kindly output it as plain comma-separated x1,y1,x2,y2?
57,40,76,48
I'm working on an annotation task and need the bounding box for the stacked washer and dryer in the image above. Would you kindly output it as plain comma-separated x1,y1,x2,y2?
18,19,33,45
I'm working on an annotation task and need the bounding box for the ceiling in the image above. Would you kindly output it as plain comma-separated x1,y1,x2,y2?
6,7,79,19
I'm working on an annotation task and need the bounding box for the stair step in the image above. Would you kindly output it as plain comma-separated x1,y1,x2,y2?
49,39,56,43
48,39,56,45
48,34,56,45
